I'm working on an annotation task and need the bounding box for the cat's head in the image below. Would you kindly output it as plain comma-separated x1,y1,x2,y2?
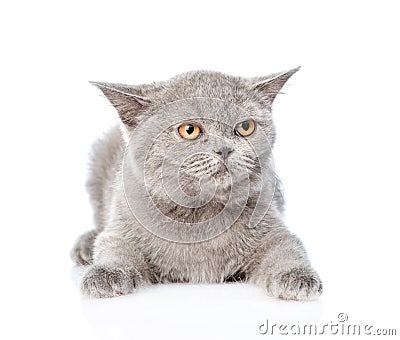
91,69,298,227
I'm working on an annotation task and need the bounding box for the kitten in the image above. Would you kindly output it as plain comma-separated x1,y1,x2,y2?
71,68,322,300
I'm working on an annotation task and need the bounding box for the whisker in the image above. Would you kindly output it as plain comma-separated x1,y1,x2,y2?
182,163,215,173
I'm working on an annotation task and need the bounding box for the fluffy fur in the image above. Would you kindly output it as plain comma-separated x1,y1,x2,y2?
70,69,322,300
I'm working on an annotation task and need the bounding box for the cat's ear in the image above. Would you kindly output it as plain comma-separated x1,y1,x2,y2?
249,67,300,104
90,81,152,127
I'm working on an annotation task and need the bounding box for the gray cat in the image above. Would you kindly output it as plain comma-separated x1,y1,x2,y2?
71,68,322,300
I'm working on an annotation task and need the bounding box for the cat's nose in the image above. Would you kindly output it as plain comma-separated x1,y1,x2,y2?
214,147,234,160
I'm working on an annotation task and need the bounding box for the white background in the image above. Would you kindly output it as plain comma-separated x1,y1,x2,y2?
1,1,399,339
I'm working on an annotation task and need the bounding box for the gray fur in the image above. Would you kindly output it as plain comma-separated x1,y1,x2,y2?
71,68,322,300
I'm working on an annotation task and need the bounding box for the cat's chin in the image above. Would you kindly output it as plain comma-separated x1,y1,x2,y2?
213,168,254,185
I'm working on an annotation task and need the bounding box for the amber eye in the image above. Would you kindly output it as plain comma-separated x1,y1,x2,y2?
178,123,201,140
234,119,255,137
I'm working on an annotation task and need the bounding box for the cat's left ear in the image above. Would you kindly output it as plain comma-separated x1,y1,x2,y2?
90,81,153,127
248,67,300,104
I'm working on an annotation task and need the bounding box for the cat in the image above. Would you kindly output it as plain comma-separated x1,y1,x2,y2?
71,68,323,300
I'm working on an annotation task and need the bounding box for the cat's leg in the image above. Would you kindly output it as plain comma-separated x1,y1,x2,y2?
81,232,153,298
71,127,122,266
70,230,98,265
247,228,322,301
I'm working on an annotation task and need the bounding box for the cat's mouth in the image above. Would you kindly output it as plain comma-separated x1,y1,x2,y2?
178,156,252,186
209,160,232,181
217,160,228,173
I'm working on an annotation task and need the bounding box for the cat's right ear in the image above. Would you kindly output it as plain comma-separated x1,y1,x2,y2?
248,67,300,105
90,82,152,127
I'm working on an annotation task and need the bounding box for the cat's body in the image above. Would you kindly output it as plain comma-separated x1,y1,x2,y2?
71,69,322,300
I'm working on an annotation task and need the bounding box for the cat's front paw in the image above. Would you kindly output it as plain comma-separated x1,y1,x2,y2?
81,264,142,298
267,267,323,301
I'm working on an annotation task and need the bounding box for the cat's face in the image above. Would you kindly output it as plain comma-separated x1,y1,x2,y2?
139,100,270,207
92,69,298,213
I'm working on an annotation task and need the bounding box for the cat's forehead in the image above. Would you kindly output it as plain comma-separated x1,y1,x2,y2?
162,71,250,104
153,96,260,129
151,71,269,123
